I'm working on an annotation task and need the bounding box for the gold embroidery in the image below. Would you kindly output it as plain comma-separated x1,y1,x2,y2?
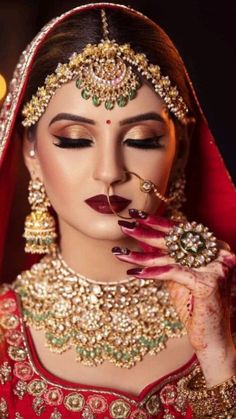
50,409,62,419
13,380,27,400
44,388,63,406
0,314,19,330
5,330,22,346
13,361,34,381
64,393,85,412
8,346,27,362
0,298,17,314
163,411,175,419
0,397,8,419
27,379,47,396
160,384,177,405
145,394,161,415
0,361,11,384
81,406,95,419
109,399,131,418
87,395,108,413
32,397,45,416
130,409,149,418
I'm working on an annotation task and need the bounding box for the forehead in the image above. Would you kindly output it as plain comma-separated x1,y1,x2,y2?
40,80,168,126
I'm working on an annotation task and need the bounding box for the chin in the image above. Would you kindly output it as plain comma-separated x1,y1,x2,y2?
60,214,127,241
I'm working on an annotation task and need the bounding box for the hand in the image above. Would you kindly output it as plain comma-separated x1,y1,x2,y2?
112,209,236,353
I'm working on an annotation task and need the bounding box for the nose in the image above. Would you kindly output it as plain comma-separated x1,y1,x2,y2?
93,138,126,187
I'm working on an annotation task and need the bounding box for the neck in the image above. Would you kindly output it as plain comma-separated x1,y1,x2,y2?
59,219,140,283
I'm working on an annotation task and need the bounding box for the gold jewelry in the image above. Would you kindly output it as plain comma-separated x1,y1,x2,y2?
13,247,186,368
165,221,218,268
177,366,236,416
23,179,57,254
107,170,180,220
21,9,188,127
165,173,187,222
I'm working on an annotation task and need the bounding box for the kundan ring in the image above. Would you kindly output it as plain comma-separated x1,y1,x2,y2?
165,221,218,268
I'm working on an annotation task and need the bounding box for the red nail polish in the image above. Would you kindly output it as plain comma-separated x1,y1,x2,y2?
129,209,148,219
127,268,143,275
112,247,130,255
118,220,136,229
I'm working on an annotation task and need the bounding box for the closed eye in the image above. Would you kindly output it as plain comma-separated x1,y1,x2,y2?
52,136,164,149
124,136,164,149
53,136,93,148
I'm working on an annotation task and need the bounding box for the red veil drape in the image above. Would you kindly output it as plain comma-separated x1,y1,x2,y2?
0,2,235,282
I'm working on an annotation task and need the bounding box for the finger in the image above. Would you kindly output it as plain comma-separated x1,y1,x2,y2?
118,221,167,249
112,248,172,267
128,209,175,233
127,264,197,289
127,263,220,296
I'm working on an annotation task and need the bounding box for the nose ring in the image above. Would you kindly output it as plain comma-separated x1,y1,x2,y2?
106,170,175,219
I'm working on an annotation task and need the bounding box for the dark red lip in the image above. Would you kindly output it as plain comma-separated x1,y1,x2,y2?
85,194,132,214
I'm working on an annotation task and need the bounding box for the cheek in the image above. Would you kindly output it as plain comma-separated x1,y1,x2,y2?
36,140,91,204
125,146,176,190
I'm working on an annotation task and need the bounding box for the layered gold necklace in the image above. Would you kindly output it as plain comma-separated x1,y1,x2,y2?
13,248,186,368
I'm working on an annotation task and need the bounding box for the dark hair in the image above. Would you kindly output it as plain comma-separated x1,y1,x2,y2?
22,6,198,122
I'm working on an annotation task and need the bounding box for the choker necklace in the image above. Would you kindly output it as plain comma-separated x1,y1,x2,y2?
13,248,186,368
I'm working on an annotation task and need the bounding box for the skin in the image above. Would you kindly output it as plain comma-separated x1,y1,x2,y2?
23,80,236,391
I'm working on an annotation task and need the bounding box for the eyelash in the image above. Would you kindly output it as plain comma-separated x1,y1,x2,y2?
53,136,164,150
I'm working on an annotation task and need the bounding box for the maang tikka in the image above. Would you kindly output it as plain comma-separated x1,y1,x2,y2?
23,179,57,253
22,9,189,127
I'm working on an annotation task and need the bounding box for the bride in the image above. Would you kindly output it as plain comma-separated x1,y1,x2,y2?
0,3,235,418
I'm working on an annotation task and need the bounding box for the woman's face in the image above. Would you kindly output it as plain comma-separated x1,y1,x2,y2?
25,81,177,241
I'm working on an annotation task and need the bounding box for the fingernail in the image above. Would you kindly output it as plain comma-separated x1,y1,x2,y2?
112,247,130,255
127,268,143,275
129,209,148,219
118,220,137,229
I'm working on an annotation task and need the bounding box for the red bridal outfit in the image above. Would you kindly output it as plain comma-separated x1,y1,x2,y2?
0,3,235,418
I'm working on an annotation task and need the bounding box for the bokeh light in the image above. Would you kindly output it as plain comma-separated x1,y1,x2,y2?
0,74,7,101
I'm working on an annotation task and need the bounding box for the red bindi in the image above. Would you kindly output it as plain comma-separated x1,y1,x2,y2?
106,120,111,124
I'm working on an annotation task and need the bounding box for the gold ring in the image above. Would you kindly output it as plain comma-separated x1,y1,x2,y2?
165,221,218,268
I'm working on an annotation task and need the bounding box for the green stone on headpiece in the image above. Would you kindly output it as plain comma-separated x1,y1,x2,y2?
81,89,90,100
128,88,137,100
76,79,83,88
105,100,115,110
117,95,128,107
92,95,101,106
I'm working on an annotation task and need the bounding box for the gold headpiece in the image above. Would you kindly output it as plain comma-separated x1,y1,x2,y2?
22,9,188,127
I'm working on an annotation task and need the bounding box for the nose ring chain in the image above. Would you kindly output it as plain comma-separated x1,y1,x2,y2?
106,170,175,219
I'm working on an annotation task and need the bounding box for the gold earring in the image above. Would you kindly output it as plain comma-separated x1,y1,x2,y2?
165,172,187,221
23,179,57,253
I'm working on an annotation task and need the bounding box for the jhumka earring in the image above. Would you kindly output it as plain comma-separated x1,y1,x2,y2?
23,179,57,253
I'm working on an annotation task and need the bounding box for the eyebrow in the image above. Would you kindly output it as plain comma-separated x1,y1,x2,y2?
119,112,165,125
49,113,95,126
49,111,165,127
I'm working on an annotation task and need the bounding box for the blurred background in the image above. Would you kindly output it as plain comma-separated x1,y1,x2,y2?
0,0,235,181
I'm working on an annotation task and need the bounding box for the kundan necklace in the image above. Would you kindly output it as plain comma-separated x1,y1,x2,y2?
13,248,186,368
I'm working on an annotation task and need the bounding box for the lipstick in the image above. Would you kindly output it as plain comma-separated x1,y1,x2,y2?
85,194,131,214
